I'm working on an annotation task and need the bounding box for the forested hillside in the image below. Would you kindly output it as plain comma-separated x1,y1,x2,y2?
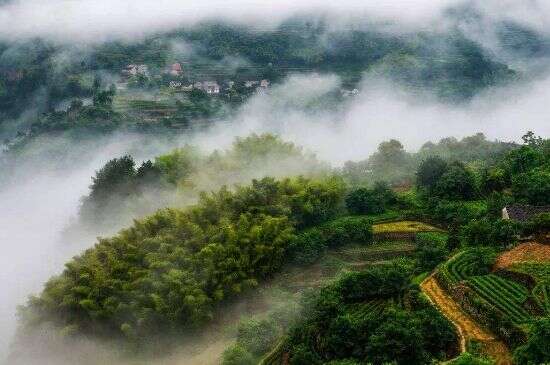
12,131,550,365
0,10,533,150
2,2,550,364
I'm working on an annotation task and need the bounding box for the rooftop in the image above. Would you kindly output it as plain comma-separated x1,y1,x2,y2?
503,205,550,222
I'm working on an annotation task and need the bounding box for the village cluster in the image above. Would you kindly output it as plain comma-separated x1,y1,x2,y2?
119,62,270,95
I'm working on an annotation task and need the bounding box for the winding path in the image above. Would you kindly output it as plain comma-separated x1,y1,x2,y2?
420,275,513,365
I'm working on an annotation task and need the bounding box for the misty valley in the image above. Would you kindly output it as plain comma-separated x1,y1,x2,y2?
1,1,550,365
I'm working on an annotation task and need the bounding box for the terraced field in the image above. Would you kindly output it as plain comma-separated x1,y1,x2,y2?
533,283,550,314
372,220,442,234
497,245,550,316
468,274,530,324
420,275,512,364
346,299,388,319
113,95,178,119
439,250,489,283
333,241,416,262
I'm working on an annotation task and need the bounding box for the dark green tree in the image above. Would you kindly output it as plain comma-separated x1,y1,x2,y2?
416,156,448,191
514,317,550,365
345,188,385,215
434,162,477,200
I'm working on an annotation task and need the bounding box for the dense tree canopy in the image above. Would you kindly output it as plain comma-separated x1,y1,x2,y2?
21,176,345,345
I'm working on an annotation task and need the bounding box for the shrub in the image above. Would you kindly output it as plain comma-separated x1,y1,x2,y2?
448,352,494,365
416,156,448,191
289,216,373,265
288,228,327,265
236,319,279,356
289,344,322,365
433,162,477,201
322,216,373,248
460,219,518,248
222,344,256,365
415,232,449,271
345,187,385,215
512,169,550,205
513,316,550,365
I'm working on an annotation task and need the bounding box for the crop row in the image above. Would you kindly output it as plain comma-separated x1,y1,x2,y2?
468,274,530,324
533,284,550,315
347,299,386,319
443,251,479,283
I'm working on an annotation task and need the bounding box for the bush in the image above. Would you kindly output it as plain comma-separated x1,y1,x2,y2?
460,219,518,248
524,213,550,235
433,162,477,201
322,216,373,248
513,316,550,365
345,187,385,215
416,156,448,191
236,319,279,356
345,183,396,215
336,263,411,301
415,232,449,271
448,352,494,365
512,169,550,205
287,262,456,365
430,200,487,226
222,344,256,365
289,344,322,365
289,216,373,265
288,229,327,265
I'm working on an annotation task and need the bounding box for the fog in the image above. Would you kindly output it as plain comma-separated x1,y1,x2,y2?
192,72,550,164
1,0,550,363
0,0,458,42
1,67,549,362
2,0,550,43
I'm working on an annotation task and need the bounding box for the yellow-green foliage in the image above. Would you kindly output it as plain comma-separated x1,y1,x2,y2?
372,220,442,234
21,176,345,344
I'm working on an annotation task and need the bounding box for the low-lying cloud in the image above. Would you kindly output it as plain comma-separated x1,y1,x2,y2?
189,72,550,164
1,66,549,364
0,0,459,42
2,0,550,43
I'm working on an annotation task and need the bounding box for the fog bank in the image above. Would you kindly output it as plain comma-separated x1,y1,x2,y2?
0,68,549,362
2,0,550,43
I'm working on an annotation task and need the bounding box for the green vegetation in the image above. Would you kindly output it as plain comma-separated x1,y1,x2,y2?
288,216,373,265
79,134,325,228
20,175,345,346
15,132,550,363
513,316,550,365
510,262,550,316
447,352,494,365
468,274,530,324
283,262,458,364
345,182,396,215
372,221,441,234
533,284,550,314
438,248,496,284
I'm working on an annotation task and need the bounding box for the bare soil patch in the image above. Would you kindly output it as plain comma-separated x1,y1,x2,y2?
421,276,512,365
494,242,550,270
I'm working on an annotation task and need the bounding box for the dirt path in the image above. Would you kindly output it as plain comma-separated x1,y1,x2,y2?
420,275,513,365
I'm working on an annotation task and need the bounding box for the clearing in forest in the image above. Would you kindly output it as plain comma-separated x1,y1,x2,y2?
420,275,513,365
